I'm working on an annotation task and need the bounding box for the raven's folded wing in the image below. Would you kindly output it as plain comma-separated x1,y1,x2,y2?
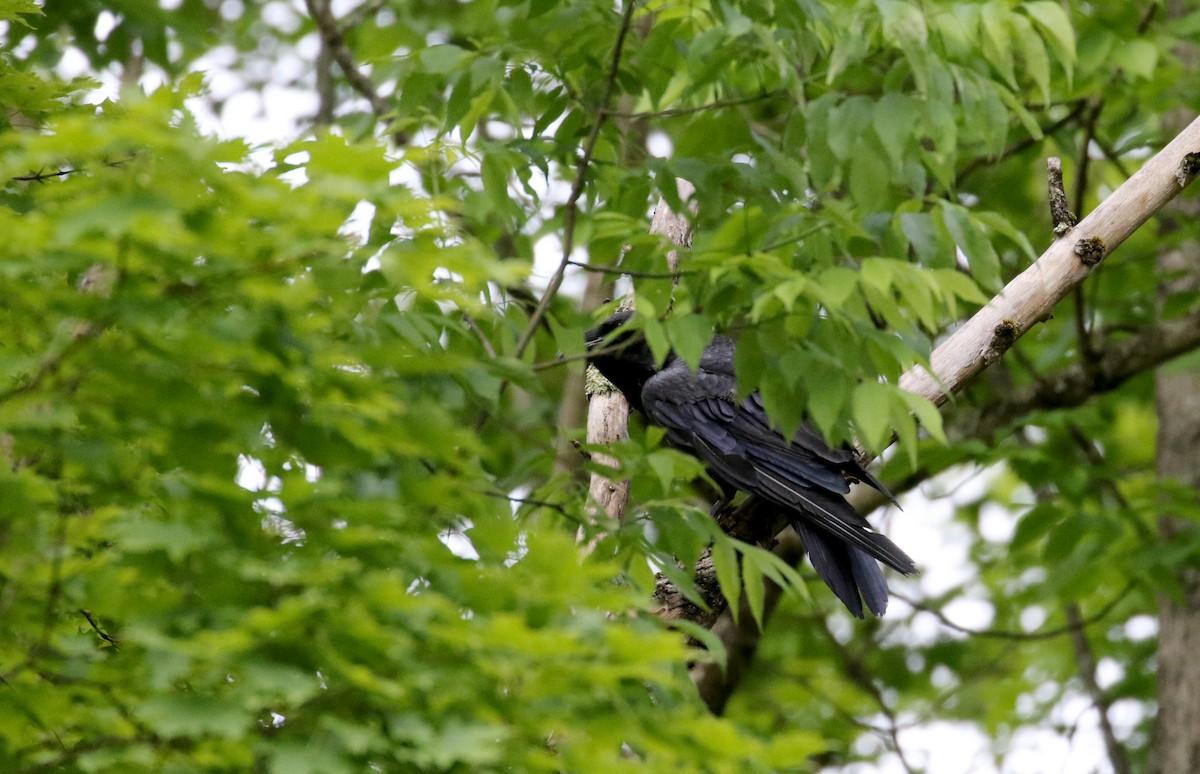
641,358,916,608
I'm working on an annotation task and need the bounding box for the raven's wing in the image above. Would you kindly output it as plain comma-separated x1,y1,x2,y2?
641,353,915,616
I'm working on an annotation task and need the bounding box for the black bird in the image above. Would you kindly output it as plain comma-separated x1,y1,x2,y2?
585,310,916,617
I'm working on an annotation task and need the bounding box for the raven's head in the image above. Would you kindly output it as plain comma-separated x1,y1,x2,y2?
584,310,658,413
584,309,635,348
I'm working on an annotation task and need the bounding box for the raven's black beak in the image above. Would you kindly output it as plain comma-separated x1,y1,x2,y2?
584,309,635,352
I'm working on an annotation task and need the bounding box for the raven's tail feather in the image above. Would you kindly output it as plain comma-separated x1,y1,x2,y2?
784,484,918,576
849,545,890,617
793,522,870,617
792,514,915,618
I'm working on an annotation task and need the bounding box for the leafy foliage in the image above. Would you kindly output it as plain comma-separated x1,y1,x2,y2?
1,0,1199,771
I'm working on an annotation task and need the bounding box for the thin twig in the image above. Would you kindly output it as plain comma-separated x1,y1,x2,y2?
512,0,639,360
1065,603,1133,774
566,259,692,279
600,91,782,119
12,156,136,183
0,322,104,406
303,0,399,138
79,610,118,649
892,581,1134,641
531,339,641,372
1073,101,1104,219
757,221,833,253
1091,135,1134,179
314,25,336,126
956,101,1088,184
1046,157,1077,235
480,489,578,519
461,313,498,359
12,167,76,182
968,310,1200,439
817,617,916,774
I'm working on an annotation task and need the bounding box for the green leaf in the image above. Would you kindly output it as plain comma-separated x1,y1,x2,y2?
267,744,355,774
1012,14,1051,105
672,619,728,672
640,313,672,366
942,202,1001,290
849,139,889,213
646,450,678,496
827,97,874,161
136,695,247,739
741,542,810,606
759,366,805,442
1116,39,1158,80
666,313,713,370
814,266,858,309
1024,1,1076,81
852,381,893,452
742,554,765,630
899,388,946,441
873,93,921,168
930,269,988,305
890,396,920,467
877,0,929,50
980,2,1016,88
801,353,851,438
974,210,1038,262
734,328,768,394
419,44,470,74
479,152,512,214
711,537,742,621
898,211,945,266
1011,502,1056,551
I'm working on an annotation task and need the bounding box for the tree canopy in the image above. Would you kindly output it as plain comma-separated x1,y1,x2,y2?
2,1,1200,772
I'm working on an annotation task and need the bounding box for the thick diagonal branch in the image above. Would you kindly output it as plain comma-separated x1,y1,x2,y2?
900,115,1200,407
692,115,1200,712
966,310,1200,438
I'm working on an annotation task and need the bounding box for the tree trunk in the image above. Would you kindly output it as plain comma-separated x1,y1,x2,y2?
1150,19,1200,757
1151,243,1200,774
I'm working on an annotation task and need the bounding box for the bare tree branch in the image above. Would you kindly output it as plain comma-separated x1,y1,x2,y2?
566,259,692,279
674,309,1200,626
11,156,136,183
690,537,803,714
894,582,1134,642
1065,603,1133,774
576,85,1198,711
600,91,783,119
314,26,336,126
1047,156,1078,235
513,0,639,361
966,310,1200,438
303,0,398,138
900,115,1200,408
817,616,917,774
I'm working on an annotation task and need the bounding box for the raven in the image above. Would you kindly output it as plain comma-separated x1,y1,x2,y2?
585,310,917,617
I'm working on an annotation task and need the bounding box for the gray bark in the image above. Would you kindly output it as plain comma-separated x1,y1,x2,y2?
1149,11,1200,766
1150,216,1200,774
